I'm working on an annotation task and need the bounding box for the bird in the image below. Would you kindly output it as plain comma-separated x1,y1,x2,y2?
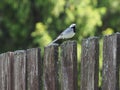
48,23,76,45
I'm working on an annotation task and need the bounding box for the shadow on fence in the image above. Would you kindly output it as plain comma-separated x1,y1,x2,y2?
0,33,120,90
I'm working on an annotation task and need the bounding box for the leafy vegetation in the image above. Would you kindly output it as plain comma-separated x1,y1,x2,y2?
1,0,120,53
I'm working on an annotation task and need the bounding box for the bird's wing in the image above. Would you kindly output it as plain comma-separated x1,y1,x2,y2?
56,27,71,39
60,27,72,35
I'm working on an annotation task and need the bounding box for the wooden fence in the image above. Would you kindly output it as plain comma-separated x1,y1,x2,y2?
0,33,120,90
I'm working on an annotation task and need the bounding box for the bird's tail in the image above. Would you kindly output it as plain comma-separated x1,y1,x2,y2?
48,38,59,46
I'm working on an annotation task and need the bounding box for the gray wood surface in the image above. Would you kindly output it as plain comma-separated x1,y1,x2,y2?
13,50,26,90
60,41,77,90
0,52,13,90
43,45,59,90
81,37,99,90
102,33,120,90
26,48,42,90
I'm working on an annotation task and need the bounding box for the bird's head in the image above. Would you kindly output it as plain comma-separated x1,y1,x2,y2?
69,23,76,32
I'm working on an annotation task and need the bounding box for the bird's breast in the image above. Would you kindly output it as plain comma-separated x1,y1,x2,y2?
63,32,75,39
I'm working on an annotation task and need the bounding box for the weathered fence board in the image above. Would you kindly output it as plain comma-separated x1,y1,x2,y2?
60,41,77,90
0,52,13,90
102,33,120,90
26,48,42,90
81,37,99,90
13,50,26,90
43,45,59,90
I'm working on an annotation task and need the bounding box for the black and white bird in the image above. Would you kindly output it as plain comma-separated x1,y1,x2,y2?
49,23,76,45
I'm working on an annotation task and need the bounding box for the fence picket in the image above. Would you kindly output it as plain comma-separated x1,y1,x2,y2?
43,45,59,90
26,48,42,90
13,50,26,90
81,37,99,90
0,52,13,90
102,34,120,90
60,41,77,90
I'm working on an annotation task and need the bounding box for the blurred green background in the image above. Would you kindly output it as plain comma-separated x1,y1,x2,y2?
1,0,120,53
0,0,120,89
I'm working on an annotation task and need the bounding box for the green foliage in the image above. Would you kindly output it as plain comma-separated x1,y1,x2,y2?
0,0,120,52
31,0,107,48
0,0,33,52
1,0,119,49
32,22,52,46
